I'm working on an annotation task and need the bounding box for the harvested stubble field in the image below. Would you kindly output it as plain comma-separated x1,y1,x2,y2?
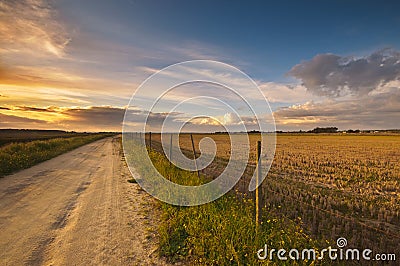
147,133,400,255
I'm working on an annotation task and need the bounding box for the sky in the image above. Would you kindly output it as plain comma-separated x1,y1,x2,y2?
0,0,399,131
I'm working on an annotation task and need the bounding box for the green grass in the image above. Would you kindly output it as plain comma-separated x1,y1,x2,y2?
127,142,325,265
0,133,114,177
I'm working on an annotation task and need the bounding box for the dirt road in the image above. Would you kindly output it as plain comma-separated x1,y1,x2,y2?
0,136,169,265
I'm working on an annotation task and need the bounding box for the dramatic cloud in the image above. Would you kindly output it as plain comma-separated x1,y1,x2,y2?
274,88,400,130
0,106,124,131
15,106,57,112
288,49,400,97
0,0,135,104
0,113,48,128
0,105,191,132
189,113,257,127
258,82,321,104
0,0,70,57
0,104,267,132
59,106,125,130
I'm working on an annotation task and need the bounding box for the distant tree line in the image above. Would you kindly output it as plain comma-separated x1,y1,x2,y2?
308,127,338,133
214,127,400,134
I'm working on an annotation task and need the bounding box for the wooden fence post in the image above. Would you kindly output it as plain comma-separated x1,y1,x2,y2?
190,134,200,178
256,141,263,228
169,133,173,165
149,132,152,149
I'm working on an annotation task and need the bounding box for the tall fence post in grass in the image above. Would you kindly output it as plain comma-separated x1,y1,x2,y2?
149,132,152,150
169,133,173,165
256,140,263,229
190,133,200,178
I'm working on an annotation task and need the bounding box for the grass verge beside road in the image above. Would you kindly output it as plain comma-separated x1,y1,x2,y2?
127,144,321,265
0,133,115,177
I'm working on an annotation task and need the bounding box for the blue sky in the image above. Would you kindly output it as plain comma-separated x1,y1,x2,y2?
0,0,400,131
56,0,400,80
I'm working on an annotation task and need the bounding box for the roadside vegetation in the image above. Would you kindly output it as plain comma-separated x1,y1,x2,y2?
126,141,323,265
0,133,115,177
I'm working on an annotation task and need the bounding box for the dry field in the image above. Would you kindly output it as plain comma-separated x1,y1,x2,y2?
151,133,400,196
147,133,400,254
